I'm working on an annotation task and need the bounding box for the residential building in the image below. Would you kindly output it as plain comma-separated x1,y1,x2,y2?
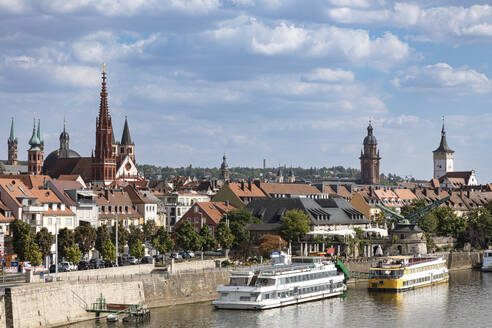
255,181,328,199
30,189,76,234
212,181,268,208
124,185,158,224
177,201,235,235
0,200,14,235
439,171,478,188
94,188,140,227
158,191,211,231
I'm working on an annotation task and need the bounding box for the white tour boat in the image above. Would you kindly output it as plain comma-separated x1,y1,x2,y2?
212,252,347,310
482,250,492,272
369,256,449,292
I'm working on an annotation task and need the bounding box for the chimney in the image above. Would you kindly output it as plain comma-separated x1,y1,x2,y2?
240,180,245,190
253,179,261,189
467,190,470,198
248,179,252,190
104,189,109,198
225,200,229,207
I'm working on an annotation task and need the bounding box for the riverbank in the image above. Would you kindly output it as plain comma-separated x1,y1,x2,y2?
1,252,483,328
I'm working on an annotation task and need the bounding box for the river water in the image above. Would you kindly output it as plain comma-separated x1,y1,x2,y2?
73,270,492,328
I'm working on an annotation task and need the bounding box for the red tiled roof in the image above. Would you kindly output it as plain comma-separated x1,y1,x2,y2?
259,183,321,195
228,182,268,198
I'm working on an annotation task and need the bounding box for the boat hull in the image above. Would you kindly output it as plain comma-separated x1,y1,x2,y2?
482,265,492,272
212,289,345,310
368,277,449,292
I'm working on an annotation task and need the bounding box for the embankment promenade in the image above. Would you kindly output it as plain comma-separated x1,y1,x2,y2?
0,252,483,328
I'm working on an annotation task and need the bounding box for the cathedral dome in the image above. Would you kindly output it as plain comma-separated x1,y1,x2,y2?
43,120,81,173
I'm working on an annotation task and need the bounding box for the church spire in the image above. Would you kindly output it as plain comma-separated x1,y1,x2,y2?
29,116,40,150
433,116,454,153
8,117,16,143
120,116,133,145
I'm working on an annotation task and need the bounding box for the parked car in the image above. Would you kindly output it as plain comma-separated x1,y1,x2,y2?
78,260,90,270
153,254,164,263
179,252,191,259
89,258,105,269
186,251,195,258
127,256,139,265
171,252,182,260
68,262,78,271
104,260,117,268
58,262,71,272
140,256,154,264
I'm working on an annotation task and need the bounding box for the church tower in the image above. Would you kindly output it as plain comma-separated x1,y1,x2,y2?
220,153,230,182
28,117,43,175
92,64,116,184
7,118,18,165
433,117,454,179
359,121,381,185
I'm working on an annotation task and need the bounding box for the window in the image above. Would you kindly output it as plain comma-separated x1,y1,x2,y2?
65,218,72,226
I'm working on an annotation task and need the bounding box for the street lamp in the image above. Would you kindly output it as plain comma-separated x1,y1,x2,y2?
55,220,58,274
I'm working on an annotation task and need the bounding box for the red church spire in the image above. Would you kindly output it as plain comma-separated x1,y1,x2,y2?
92,63,116,184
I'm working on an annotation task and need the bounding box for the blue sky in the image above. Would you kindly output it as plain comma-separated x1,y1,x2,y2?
1,0,492,181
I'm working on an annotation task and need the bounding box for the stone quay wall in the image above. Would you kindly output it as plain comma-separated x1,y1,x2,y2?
27,264,155,283
4,279,144,328
168,258,224,274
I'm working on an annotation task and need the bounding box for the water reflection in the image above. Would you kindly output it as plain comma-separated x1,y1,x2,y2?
71,271,492,328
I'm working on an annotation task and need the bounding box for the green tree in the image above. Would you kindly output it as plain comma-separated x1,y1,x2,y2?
130,239,145,259
216,222,234,250
35,227,53,260
95,226,110,254
175,220,202,251
220,209,260,249
142,220,157,244
417,213,438,234
280,210,311,243
128,225,144,249
11,219,31,260
434,207,466,238
460,207,492,249
400,199,427,217
374,211,387,227
25,240,42,266
57,228,75,260
111,221,129,253
151,227,175,254
101,239,116,262
199,225,217,251
64,244,82,264
74,225,96,256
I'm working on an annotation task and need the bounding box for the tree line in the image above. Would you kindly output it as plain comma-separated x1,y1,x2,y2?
11,220,175,265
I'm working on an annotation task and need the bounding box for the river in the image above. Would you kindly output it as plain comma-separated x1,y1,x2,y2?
73,270,492,328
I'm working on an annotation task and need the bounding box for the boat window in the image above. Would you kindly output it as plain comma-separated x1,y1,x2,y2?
256,278,276,287
229,278,249,286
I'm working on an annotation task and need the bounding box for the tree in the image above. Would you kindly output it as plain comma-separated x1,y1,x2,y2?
152,227,175,254
101,239,116,262
111,221,129,253
25,240,42,266
74,225,96,256
216,222,234,250
11,219,31,260
130,239,145,259
400,199,427,217
460,207,492,249
280,210,311,243
199,225,217,251
95,226,110,254
35,228,54,260
128,225,144,249
64,244,82,264
434,207,466,238
142,220,157,244
259,234,287,257
374,211,388,227
57,228,75,260
175,221,202,251
220,209,260,249
417,213,438,234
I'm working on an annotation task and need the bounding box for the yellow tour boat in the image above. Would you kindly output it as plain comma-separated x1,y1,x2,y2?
369,256,448,292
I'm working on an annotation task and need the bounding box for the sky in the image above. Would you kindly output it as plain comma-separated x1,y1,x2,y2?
1,0,492,182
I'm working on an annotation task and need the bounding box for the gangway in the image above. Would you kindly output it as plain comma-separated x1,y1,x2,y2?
335,260,351,280
85,293,150,322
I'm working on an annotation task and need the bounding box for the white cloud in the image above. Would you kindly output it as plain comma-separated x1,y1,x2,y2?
206,16,410,69
393,63,492,94
72,32,160,63
302,68,354,83
328,3,492,42
0,0,28,13
327,0,372,9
